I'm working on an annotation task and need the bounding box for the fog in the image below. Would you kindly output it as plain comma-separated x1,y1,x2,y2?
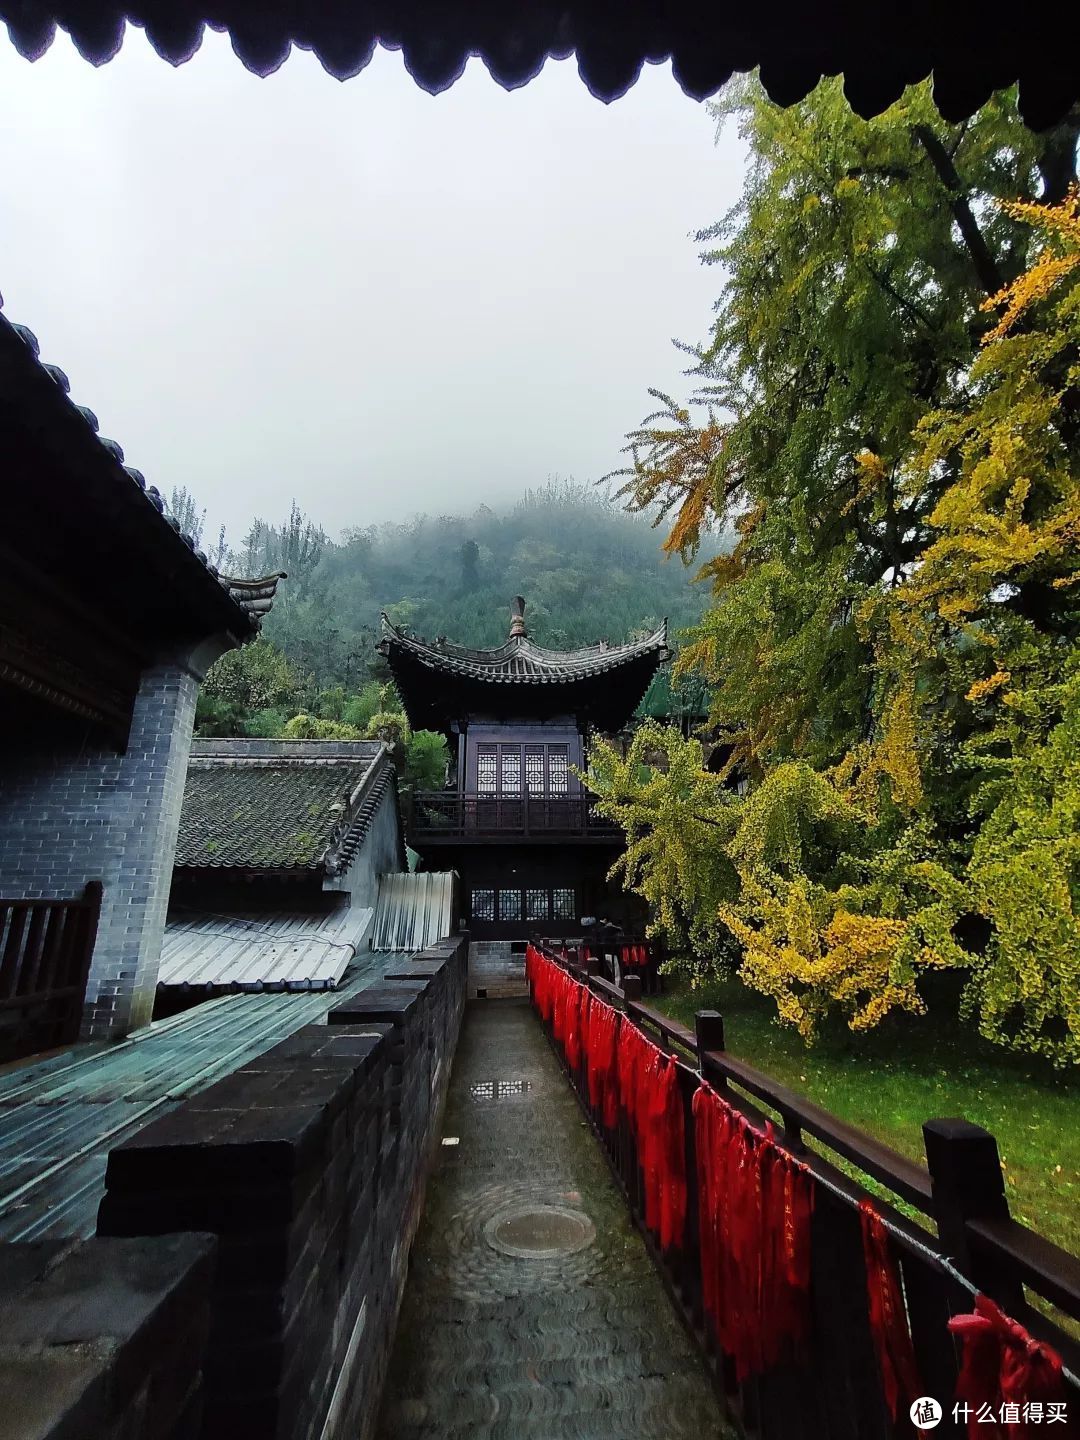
0,31,745,540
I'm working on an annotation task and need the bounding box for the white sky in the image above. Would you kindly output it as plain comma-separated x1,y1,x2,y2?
0,31,746,542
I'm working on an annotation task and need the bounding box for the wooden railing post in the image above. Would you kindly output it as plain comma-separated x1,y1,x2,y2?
923,1117,1024,1310
695,1009,724,1077
622,973,642,1004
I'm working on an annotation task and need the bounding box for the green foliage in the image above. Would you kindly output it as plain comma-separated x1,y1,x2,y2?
244,708,288,738
962,660,1080,1060
194,692,246,737
404,730,450,790
588,722,740,961
282,713,363,740
604,77,1080,1061
203,638,303,714
589,726,967,1037
314,686,348,721
363,712,409,748
342,682,390,732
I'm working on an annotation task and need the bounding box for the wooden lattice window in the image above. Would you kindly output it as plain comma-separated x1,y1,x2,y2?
471,888,495,921
524,746,545,795
525,888,549,921
500,748,522,795
498,889,522,922
552,887,575,920
477,748,497,796
548,746,569,795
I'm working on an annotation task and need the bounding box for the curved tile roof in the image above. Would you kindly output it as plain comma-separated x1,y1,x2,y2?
378,615,669,684
0,4,1074,129
175,739,392,874
0,302,285,632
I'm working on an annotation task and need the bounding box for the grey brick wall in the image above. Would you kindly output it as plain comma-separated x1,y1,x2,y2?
98,936,468,1440
0,662,199,1040
0,1233,216,1440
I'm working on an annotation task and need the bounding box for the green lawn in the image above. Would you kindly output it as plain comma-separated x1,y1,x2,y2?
652,974,1080,1259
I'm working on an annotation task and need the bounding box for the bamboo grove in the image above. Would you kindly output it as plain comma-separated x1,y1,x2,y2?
591,79,1080,1065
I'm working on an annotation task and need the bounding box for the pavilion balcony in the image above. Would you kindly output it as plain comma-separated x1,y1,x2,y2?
408,791,620,843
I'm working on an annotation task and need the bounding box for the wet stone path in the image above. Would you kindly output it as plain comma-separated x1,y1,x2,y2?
376,999,733,1440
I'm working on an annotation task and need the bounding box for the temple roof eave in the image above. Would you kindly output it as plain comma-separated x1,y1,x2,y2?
377,614,670,685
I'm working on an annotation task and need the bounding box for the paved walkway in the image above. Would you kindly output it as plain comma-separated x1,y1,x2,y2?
377,1000,732,1440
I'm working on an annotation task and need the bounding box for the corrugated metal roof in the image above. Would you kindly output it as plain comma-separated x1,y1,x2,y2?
370,871,457,953
0,954,410,1244
159,899,373,991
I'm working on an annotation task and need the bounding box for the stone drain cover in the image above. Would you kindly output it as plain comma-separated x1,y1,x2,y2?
483,1205,596,1259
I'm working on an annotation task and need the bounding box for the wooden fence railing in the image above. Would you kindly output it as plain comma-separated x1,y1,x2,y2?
531,940,1080,1440
0,882,102,1063
548,935,663,994
409,790,620,839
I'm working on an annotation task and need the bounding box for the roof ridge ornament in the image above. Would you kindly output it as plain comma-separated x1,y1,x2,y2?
509,595,527,640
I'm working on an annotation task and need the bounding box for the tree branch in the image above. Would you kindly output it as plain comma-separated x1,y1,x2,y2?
911,124,1005,298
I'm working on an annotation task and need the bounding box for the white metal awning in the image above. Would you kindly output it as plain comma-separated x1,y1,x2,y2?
159,899,374,991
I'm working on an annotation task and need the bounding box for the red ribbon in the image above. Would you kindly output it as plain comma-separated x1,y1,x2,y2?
527,946,687,1254
948,1294,1065,1439
859,1199,923,1421
641,1049,687,1251
692,1082,814,1381
583,995,621,1129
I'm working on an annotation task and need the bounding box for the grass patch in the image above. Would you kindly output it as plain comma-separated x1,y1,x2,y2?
653,973,1080,1259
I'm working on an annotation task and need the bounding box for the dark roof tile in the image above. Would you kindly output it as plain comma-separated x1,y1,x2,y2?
174,739,391,874
2,5,1075,129
0,302,286,632
378,614,669,685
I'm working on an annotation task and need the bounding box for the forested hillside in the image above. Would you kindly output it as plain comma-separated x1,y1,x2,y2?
188,479,716,750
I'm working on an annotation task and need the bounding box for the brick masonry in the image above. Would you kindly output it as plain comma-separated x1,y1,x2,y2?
97,934,468,1440
0,662,199,1040
468,940,528,998
0,1232,216,1440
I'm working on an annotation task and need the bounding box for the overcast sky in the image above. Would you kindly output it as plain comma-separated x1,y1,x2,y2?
0,32,746,543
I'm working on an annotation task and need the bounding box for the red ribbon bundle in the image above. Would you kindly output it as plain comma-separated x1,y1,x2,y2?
693,1082,814,1381
641,1048,687,1251
948,1295,1065,1439
583,995,621,1129
565,983,588,1072
859,1200,923,1421
525,943,556,1022
527,944,687,1253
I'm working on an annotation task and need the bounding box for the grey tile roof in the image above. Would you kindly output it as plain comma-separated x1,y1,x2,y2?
0,304,285,630
174,739,391,874
0,2,1071,130
378,615,669,684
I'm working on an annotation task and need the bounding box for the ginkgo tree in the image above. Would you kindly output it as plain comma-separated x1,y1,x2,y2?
596,78,1080,1062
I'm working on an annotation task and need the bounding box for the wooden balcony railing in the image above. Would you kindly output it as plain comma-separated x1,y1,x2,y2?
0,881,102,1063
530,942,1080,1437
409,791,620,840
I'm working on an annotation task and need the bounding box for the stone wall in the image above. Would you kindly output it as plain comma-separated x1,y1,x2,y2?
0,1233,215,1440
97,935,468,1440
0,662,199,1040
